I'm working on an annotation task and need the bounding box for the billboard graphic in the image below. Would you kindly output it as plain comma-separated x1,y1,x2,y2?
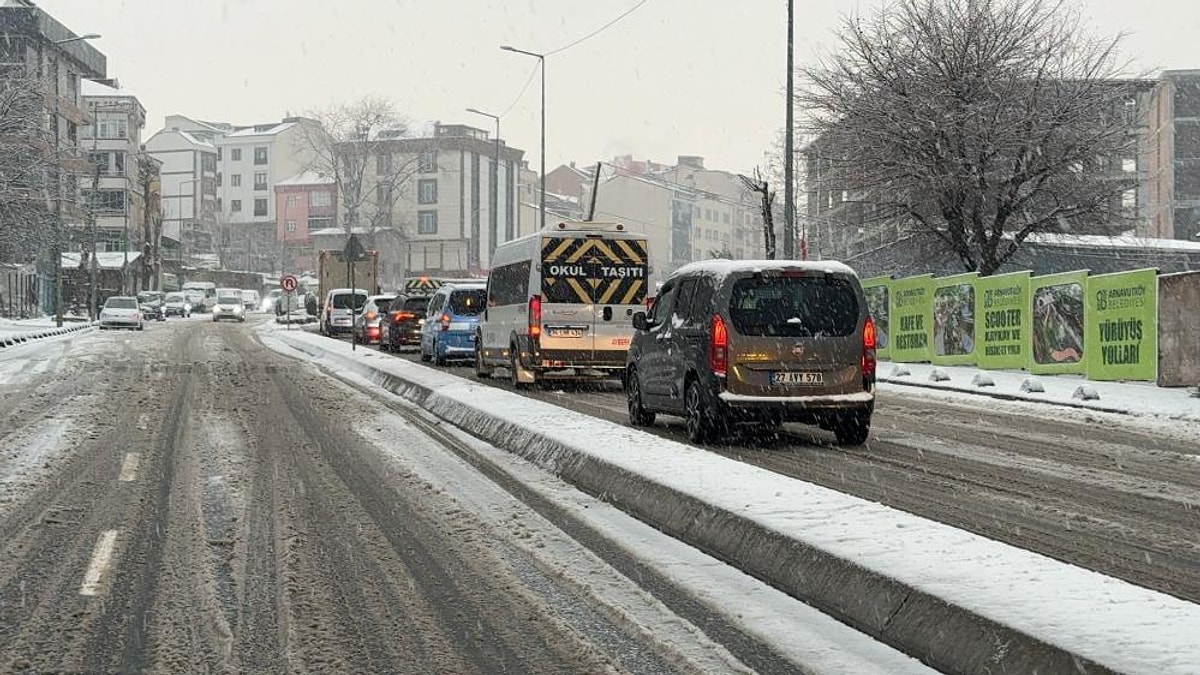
861,276,891,360
1086,269,1158,382
975,272,1031,370
1030,271,1088,375
931,273,977,365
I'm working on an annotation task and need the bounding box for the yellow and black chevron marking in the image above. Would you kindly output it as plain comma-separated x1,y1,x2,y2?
541,237,648,305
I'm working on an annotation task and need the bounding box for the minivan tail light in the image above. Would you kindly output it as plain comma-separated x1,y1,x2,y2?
440,312,451,331
862,317,877,378
528,295,542,339
709,314,728,377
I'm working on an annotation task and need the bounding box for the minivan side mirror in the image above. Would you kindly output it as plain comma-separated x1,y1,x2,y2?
632,311,651,331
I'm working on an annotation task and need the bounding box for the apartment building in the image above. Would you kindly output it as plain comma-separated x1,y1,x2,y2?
0,0,106,267
585,156,764,286
80,79,146,254
354,122,525,275
144,127,218,260
1141,70,1200,242
273,170,336,274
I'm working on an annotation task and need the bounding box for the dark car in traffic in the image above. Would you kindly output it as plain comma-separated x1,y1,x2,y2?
625,260,876,445
137,291,167,321
379,294,433,352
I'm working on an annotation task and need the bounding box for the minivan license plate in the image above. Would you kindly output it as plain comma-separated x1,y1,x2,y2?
772,371,823,385
547,326,585,338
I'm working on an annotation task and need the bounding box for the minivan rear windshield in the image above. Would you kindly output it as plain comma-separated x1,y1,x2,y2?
402,297,430,313
729,276,859,338
448,289,486,316
332,293,367,310
106,298,137,309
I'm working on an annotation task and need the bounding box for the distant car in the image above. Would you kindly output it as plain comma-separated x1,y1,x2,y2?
379,294,433,352
136,291,167,321
625,260,876,445
241,289,261,312
354,294,397,344
420,283,486,365
262,288,284,313
99,296,144,330
163,292,191,317
212,288,246,322
320,288,368,336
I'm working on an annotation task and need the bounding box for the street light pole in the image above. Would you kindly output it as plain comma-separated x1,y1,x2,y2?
49,34,101,326
501,45,545,231
466,107,502,260
784,0,796,260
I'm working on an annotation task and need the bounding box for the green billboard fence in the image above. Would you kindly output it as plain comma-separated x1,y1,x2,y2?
1085,269,1158,382
861,276,892,361
865,266,1167,383
976,271,1031,370
888,275,933,363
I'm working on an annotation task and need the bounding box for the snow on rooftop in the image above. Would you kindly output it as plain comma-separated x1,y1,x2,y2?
61,252,141,269
81,79,131,98
277,170,334,186
1026,232,1200,252
225,122,297,138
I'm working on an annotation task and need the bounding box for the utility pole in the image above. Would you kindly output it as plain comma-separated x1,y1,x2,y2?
501,46,546,231
783,0,796,259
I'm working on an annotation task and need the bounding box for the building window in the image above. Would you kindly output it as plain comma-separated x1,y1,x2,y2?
217,197,222,211
231,174,241,187
231,148,242,161
417,210,438,234
308,216,332,231
231,199,242,212
97,118,127,139
286,194,299,208
254,172,268,190
89,151,127,176
201,154,217,172
254,198,268,216
723,212,730,224
418,151,437,173
309,190,331,207
254,147,268,165
216,172,222,187
86,189,126,214
417,179,437,204
376,153,393,175
285,220,297,232
217,147,222,160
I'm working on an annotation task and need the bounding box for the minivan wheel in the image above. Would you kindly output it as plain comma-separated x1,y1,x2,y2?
510,345,533,389
626,368,656,427
833,409,871,446
685,380,717,444
475,340,492,378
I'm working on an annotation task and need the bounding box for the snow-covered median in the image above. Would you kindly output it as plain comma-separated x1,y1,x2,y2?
263,327,1200,675
0,317,93,348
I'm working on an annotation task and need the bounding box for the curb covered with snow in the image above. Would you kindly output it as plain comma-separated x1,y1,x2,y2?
266,329,1200,675
0,321,94,349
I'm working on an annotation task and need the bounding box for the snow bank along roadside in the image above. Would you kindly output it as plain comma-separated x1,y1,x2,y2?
0,321,93,349
878,359,1200,422
264,328,1200,675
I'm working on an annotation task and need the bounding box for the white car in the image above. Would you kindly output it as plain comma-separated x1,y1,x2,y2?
99,296,145,330
320,288,368,336
212,288,246,322
241,289,261,312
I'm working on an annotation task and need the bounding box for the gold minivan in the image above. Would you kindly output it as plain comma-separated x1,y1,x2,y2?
626,260,876,444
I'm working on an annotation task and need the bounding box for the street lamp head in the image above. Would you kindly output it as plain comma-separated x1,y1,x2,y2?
55,33,101,45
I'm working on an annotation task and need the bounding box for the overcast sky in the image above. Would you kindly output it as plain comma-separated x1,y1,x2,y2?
38,0,1200,176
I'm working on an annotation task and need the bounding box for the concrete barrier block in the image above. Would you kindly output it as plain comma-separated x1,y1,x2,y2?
971,373,995,387
928,368,951,382
1072,385,1101,401
890,365,912,378
1020,378,1046,393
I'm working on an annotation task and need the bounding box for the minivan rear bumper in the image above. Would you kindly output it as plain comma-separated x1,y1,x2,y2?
718,391,873,407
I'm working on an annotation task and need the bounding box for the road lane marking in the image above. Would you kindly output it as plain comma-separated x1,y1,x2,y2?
79,530,119,596
118,453,140,482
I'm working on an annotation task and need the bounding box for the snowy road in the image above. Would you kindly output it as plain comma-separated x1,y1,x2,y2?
0,318,935,674
384,347,1200,607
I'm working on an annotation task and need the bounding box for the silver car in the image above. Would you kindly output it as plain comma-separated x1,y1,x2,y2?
99,296,145,331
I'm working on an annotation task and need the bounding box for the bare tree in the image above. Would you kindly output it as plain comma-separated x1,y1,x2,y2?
0,73,53,264
801,0,1142,275
297,97,423,243
739,170,778,259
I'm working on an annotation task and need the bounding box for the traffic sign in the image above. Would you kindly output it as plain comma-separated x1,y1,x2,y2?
343,234,367,261
280,275,299,292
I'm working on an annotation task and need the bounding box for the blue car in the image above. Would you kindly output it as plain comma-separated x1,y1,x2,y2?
420,282,487,365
